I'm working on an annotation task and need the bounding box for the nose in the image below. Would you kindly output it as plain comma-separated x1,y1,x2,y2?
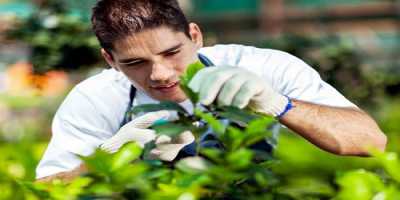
150,62,175,82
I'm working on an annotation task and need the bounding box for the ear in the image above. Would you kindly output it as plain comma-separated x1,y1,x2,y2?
101,48,119,71
188,23,203,49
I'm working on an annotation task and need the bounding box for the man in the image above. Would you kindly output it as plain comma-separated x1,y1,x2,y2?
36,0,386,182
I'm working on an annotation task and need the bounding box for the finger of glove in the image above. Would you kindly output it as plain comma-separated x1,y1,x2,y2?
155,131,194,145
150,143,187,161
101,129,156,153
131,110,176,129
188,67,219,93
150,132,195,161
156,134,194,153
232,80,263,109
155,134,172,145
100,139,125,153
217,74,247,106
198,68,238,105
175,131,195,145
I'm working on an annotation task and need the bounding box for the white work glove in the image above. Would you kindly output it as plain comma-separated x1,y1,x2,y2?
149,131,195,161
188,66,290,117
100,110,195,162
100,110,176,153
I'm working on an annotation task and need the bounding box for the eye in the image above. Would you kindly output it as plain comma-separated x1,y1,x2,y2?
125,60,146,67
165,49,180,57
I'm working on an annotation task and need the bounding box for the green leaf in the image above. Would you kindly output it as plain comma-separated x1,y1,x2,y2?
227,149,254,170
179,61,205,103
277,176,335,199
218,106,260,127
19,181,50,199
142,141,157,160
184,61,205,81
199,148,224,164
223,127,245,151
194,109,225,136
335,169,385,200
243,117,276,147
131,101,188,115
372,151,400,183
151,123,190,137
65,177,93,197
245,117,275,135
79,149,113,176
112,143,143,171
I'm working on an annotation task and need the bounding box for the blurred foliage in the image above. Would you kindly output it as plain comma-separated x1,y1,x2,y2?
261,34,400,108
1,2,399,198
0,93,65,199
0,62,399,199
6,0,101,73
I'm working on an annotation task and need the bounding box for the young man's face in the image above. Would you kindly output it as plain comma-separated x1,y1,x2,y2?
103,23,203,102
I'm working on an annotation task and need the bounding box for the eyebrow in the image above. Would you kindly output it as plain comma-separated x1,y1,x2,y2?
118,43,183,64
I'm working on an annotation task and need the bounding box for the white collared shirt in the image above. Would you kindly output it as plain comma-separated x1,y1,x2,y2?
36,44,356,178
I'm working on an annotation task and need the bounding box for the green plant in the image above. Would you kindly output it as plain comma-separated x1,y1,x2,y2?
260,34,399,108
6,62,399,200
7,1,101,73
21,62,286,199
334,150,400,200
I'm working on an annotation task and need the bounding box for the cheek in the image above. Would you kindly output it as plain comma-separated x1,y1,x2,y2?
122,68,149,87
173,59,189,77
176,49,198,74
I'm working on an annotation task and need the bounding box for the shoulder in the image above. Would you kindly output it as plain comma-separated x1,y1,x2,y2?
74,68,130,96
56,68,131,134
199,44,311,88
198,44,296,67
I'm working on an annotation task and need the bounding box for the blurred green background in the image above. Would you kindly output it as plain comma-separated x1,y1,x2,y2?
0,0,399,199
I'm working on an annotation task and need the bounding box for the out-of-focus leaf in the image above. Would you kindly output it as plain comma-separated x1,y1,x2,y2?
218,106,260,126
79,149,113,176
131,101,188,115
112,143,143,170
195,109,225,135
180,61,205,103
151,123,189,137
142,141,157,160
224,127,245,151
372,151,400,183
227,149,253,170
380,185,400,200
199,148,223,164
243,117,275,147
65,177,93,197
113,163,148,185
245,117,275,135
277,176,335,199
20,181,50,199
334,169,385,200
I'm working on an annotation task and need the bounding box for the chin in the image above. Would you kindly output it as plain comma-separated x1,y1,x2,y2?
151,92,188,103
163,95,187,103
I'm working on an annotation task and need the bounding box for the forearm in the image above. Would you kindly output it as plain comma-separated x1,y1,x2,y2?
279,99,387,156
36,163,87,183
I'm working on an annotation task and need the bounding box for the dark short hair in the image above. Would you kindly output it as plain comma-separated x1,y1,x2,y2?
91,0,190,51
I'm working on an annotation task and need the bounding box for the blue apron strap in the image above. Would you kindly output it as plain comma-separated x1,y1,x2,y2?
198,53,214,67
119,53,214,128
119,85,137,128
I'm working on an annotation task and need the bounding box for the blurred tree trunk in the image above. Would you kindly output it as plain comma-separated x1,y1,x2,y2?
261,0,285,37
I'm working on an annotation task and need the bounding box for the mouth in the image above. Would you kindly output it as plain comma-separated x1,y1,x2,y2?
151,81,180,92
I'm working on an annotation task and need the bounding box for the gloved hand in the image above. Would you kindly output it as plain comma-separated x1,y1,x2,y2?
188,66,290,117
100,110,195,162
149,131,195,161
100,110,176,153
